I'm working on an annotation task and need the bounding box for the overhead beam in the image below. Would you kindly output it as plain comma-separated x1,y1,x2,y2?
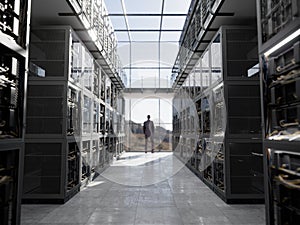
158,0,165,42
108,13,187,16
118,40,179,43
115,29,183,32
122,66,173,69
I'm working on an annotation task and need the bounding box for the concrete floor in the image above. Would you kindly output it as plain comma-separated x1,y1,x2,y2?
21,152,265,225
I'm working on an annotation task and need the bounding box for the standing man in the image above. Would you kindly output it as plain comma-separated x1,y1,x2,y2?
143,115,154,153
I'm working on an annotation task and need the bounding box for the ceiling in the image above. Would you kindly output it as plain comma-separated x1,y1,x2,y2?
105,0,191,43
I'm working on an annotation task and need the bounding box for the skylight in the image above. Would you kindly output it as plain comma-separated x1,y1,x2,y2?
105,0,191,88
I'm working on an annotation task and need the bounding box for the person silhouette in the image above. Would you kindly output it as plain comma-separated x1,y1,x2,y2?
143,115,154,153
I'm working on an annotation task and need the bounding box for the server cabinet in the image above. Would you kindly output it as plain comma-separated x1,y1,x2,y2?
24,26,102,203
0,0,31,223
24,26,125,202
173,26,263,203
257,0,300,223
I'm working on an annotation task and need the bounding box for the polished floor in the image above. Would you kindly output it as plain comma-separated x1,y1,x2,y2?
21,152,265,225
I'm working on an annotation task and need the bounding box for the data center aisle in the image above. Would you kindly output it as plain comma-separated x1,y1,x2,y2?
21,152,265,225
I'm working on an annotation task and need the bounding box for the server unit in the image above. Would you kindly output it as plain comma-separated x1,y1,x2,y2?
256,0,300,224
24,27,83,203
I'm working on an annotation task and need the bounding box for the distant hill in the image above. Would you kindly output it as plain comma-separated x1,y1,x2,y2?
124,120,173,151
126,120,171,134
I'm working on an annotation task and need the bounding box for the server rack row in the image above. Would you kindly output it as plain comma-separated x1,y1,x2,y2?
256,0,300,224
66,0,126,83
23,26,125,203
0,0,31,224
176,0,218,75
173,26,264,203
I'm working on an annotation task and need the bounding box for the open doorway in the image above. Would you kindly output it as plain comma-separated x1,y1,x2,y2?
124,93,173,152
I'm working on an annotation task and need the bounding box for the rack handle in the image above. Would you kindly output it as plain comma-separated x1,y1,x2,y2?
277,174,300,189
251,152,263,157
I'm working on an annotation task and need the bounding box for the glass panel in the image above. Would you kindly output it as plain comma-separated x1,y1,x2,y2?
83,95,92,133
110,17,127,30
117,44,131,66
115,32,130,42
189,70,195,98
201,50,210,89
83,50,93,91
159,98,173,124
130,32,160,42
194,60,201,94
160,32,181,42
104,0,123,13
160,42,179,66
125,0,163,13
162,16,186,29
128,16,160,29
131,42,159,62
130,69,158,88
71,41,83,83
160,69,172,88
164,0,191,13
211,34,222,84
130,72,142,88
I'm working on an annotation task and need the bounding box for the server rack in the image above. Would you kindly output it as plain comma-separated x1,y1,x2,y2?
23,26,117,202
66,0,121,73
0,0,31,224
23,27,82,203
256,0,300,224
173,26,264,203
23,26,125,203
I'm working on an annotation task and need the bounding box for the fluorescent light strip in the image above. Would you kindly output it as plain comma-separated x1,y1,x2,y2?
264,28,300,57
